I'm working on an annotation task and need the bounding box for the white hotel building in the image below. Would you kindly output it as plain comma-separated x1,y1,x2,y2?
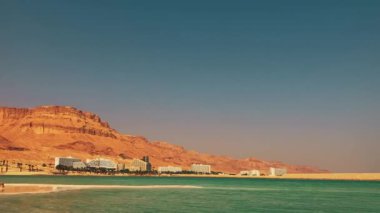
54,157,81,168
86,158,117,169
269,167,287,176
239,170,260,176
73,161,87,169
191,164,211,174
128,159,148,172
158,166,182,173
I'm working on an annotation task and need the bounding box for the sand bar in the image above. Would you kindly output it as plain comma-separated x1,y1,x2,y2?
0,184,202,195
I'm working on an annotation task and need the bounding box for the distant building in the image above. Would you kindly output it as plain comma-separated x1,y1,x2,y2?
269,167,287,176
117,163,125,171
86,158,117,170
129,159,148,171
54,157,81,168
158,166,182,173
128,166,142,172
73,162,87,169
142,156,149,163
191,164,211,174
239,170,260,176
142,156,152,172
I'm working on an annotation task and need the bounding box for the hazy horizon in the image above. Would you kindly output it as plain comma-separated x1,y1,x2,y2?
1,0,379,172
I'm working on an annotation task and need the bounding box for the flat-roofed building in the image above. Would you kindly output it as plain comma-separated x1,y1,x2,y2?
128,166,142,172
239,170,260,176
129,159,148,171
117,163,125,171
73,162,87,169
158,166,182,173
141,156,152,172
269,167,287,176
54,157,81,168
191,164,211,174
86,158,117,170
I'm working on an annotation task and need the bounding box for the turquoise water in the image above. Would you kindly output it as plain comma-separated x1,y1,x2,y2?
0,176,379,212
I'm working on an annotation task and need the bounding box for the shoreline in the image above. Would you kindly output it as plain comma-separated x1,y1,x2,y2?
171,173,380,181
1,172,379,181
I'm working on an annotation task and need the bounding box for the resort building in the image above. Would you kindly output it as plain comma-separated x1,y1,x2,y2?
129,159,148,171
73,162,87,169
86,158,117,170
158,166,182,173
117,163,125,171
54,157,81,168
269,167,287,176
142,156,152,172
191,164,211,174
239,170,260,176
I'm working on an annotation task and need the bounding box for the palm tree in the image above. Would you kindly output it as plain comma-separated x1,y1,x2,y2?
17,163,23,172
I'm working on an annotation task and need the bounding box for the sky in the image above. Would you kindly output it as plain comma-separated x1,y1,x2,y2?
0,0,379,172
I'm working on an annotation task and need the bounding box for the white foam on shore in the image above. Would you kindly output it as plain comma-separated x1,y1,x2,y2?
1,184,202,195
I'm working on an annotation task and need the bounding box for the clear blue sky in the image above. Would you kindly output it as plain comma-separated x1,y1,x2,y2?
1,0,379,172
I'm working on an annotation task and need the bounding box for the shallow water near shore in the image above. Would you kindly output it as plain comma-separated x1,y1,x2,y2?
0,176,379,212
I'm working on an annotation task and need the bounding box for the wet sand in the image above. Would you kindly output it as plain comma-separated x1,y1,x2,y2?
274,173,380,181
171,173,380,181
0,184,202,195
0,171,50,176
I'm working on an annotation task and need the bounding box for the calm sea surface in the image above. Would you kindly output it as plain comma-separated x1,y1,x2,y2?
0,175,379,212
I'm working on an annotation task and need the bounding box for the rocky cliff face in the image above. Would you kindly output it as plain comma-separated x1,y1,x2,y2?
0,105,327,174
0,106,117,138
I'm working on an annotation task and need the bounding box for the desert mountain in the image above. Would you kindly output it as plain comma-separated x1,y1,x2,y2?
0,105,326,174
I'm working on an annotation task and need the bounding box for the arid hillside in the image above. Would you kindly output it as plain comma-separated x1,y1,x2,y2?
0,106,327,174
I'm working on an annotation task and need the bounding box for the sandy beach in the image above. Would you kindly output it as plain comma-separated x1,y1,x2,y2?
170,173,380,181
2,172,380,181
277,173,380,181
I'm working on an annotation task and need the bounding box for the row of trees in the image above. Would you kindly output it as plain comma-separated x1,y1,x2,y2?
0,160,52,173
56,165,126,175
56,165,165,175
57,165,107,173
55,165,221,176
158,170,221,175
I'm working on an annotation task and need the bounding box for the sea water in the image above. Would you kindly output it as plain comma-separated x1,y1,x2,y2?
0,175,379,212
